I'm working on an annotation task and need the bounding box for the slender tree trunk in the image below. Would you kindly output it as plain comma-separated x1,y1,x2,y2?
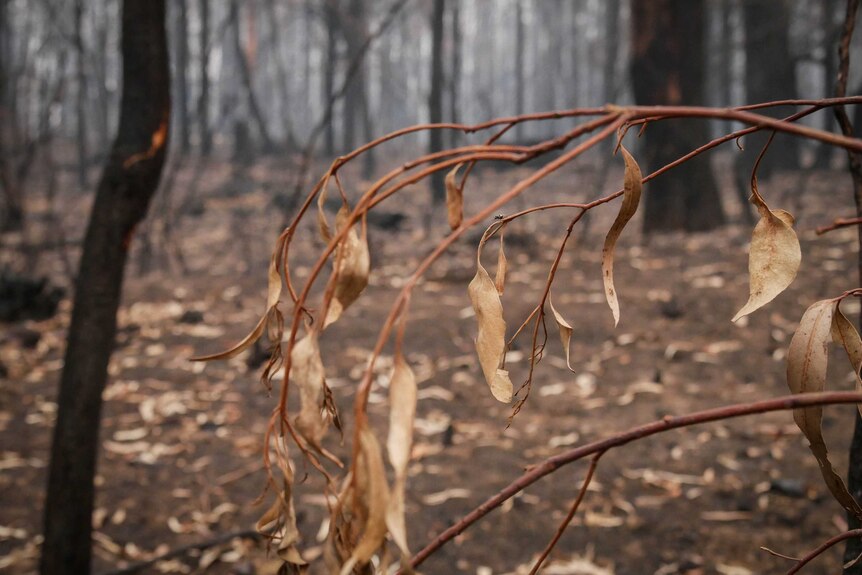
448,0,460,149
631,0,726,233
230,0,275,153
0,0,22,231
428,0,445,207
742,0,798,176
198,0,211,155
602,0,620,155
514,0,524,140
324,0,338,156
173,0,190,153
74,0,89,188
39,2,170,573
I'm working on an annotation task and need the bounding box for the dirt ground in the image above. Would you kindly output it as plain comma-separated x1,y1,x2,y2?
3,146,862,575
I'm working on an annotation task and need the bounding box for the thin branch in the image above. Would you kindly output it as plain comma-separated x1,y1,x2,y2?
817,216,862,235
528,452,604,575
407,392,862,570
785,529,862,575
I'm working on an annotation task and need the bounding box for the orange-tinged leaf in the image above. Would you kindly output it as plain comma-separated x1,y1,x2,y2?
549,294,575,372
386,354,416,557
468,231,514,403
445,163,464,230
323,206,370,329
340,425,390,574
602,145,642,327
787,299,862,517
732,208,800,321
256,478,306,566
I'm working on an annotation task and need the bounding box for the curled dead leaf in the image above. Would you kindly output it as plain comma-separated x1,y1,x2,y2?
733,208,800,322
445,163,464,230
323,206,371,329
833,305,862,418
468,229,514,403
602,144,642,327
292,331,330,449
340,425,390,575
786,299,862,517
549,294,575,372
386,354,417,558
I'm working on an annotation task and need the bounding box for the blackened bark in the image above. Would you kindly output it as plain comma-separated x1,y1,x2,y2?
631,0,726,234
448,0,460,148
429,0,445,205
74,0,89,188
39,2,170,573
514,0,524,140
742,0,798,176
324,0,338,156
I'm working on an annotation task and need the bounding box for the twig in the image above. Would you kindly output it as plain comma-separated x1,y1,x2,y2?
785,529,862,575
406,392,862,570
99,529,262,575
528,452,604,575
817,216,862,235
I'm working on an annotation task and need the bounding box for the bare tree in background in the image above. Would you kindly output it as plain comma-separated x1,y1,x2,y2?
428,0,445,207
631,0,726,233
40,2,170,572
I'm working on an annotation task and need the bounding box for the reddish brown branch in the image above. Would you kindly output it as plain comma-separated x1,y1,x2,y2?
407,392,862,570
817,216,862,235
785,529,862,575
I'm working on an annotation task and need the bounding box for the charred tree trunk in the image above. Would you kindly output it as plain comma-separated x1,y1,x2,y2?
742,0,798,176
514,0,525,140
173,0,190,153
198,0,211,155
39,2,170,573
230,0,275,153
74,0,89,188
448,0,461,149
429,0,445,206
0,0,22,231
631,0,726,234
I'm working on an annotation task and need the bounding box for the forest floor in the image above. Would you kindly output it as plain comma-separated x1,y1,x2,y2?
2,146,862,575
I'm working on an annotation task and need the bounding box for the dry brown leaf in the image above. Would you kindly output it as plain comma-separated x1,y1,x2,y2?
323,206,371,329
549,293,575,372
495,226,508,295
292,331,329,448
386,355,417,558
468,230,514,403
256,478,306,566
787,299,862,517
833,305,862,418
340,426,390,575
602,144,642,327
732,208,800,321
445,163,464,230
191,235,284,361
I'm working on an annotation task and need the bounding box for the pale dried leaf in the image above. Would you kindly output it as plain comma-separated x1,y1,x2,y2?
787,299,862,516
833,306,862,418
495,227,508,295
468,235,514,403
549,294,575,373
292,332,329,448
732,208,800,321
386,355,417,556
602,145,642,327
323,206,371,329
445,163,464,230
340,426,390,574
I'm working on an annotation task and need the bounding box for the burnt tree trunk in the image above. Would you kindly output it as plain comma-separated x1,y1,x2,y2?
39,2,170,573
0,0,22,231
514,0,524,140
742,0,798,176
448,0,460,149
324,0,338,156
173,0,190,154
74,0,89,188
631,0,726,234
429,0,446,206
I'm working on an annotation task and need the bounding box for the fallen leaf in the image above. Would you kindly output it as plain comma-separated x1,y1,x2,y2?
787,299,862,517
602,144,642,327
